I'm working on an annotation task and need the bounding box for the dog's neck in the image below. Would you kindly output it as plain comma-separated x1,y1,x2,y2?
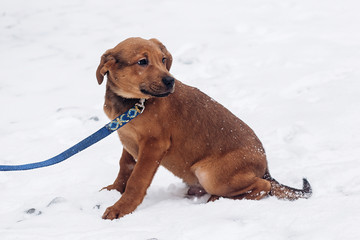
105,85,142,117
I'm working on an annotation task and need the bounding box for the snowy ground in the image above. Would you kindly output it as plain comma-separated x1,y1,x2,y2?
1,0,360,239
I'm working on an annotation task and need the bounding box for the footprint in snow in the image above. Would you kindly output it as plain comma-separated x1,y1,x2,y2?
25,208,42,215
47,196,67,207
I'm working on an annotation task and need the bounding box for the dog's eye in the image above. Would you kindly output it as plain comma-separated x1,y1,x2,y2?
162,57,166,64
137,59,148,66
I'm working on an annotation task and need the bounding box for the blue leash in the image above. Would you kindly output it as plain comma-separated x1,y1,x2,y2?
0,99,145,171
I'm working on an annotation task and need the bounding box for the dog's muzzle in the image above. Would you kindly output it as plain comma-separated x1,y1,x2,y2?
140,76,175,98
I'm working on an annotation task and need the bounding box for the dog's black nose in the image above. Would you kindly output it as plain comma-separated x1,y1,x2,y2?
162,76,175,89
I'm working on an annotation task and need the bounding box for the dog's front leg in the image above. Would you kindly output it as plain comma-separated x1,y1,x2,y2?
101,149,135,193
102,138,169,220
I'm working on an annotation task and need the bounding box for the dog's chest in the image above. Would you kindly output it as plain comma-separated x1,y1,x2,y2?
117,128,139,159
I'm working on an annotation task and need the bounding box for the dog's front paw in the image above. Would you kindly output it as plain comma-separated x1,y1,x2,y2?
102,206,126,220
100,183,125,193
100,184,117,191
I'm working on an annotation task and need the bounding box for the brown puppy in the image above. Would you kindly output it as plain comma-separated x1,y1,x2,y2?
96,37,312,220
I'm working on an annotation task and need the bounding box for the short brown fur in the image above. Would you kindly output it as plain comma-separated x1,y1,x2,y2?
97,37,312,220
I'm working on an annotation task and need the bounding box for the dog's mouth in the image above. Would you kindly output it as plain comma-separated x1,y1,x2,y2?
140,88,173,98
140,81,175,98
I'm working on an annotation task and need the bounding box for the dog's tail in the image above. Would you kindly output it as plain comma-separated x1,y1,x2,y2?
263,171,312,200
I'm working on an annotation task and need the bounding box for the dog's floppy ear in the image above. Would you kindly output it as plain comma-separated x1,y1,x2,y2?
96,51,116,85
149,38,173,71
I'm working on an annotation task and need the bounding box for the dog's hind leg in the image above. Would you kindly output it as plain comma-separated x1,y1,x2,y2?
101,149,136,193
191,151,270,201
206,177,270,202
226,176,271,200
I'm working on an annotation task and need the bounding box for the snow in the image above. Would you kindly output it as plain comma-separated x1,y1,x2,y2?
1,0,360,239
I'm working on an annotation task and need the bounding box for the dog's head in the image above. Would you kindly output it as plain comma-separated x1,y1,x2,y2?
96,37,175,99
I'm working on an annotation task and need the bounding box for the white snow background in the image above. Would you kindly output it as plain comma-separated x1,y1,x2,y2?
1,0,360,239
